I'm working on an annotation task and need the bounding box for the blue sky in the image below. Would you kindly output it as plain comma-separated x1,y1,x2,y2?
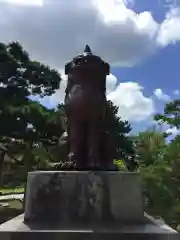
112,44,180,94
112,48,180,133
1,0,180,135
131,0,180,20
109,1,180,134
109,0,180,133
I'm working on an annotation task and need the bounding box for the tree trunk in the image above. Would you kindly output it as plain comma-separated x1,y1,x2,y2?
0,151,6,188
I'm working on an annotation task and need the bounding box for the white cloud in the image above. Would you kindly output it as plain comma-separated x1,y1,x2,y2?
0,0,179,68
0,0,179,122
49,72,67,106
153,88,171,102
0,0,164,69
0,0,42,6
48,72,155,122
0,0,179,70
153,120,180,137
107,81,155,121
173,89,180,96
166,126,180,136
106,74,118,94
157,8,180,46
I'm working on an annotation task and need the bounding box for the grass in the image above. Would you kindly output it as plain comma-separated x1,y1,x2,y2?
0,199,23,224
0,187,24,195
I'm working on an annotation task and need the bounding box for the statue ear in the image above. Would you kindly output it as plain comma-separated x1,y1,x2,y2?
104,63,110,75
65,62,70,75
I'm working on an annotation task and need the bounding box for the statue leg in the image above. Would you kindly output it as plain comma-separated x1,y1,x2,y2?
87,121,101,169
68,120,85,169
100,132,115,170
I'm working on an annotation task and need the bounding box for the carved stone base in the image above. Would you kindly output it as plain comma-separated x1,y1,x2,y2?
24,171,144,225
0,171,178,239
0,214,178,240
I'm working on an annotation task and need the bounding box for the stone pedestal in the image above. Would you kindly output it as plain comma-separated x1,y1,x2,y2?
24,171,144,225
0,171,178,239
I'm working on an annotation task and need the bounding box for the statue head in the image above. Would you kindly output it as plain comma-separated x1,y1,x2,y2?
65,45,110,77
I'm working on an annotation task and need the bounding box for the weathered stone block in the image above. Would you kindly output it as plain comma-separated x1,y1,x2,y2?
24,171,144,225
0,214,178,240
0,171,178,239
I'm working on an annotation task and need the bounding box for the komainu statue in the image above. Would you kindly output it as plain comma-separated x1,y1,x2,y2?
64,45,115,170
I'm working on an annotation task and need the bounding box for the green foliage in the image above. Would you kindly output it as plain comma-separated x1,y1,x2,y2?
135,99,180,230
114,159,127,171
0,187,24,195
105,100,136,170
133,130,166,167
0,41,64,186
0,41,60,97
0,41,62,139
155,99,180,129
